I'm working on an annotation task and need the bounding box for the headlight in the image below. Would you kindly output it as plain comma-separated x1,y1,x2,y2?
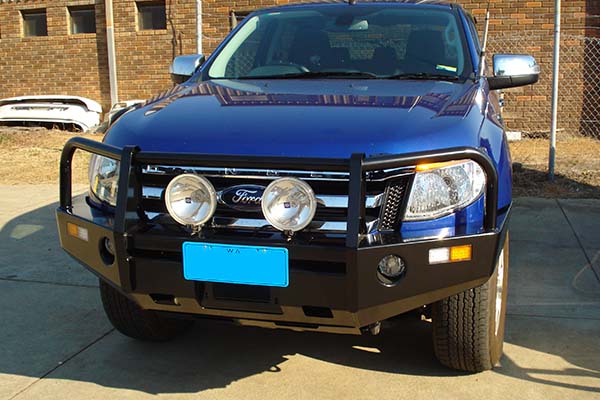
262,178,317,232
404,160,486,221
165,174,217,227
89,155,120,207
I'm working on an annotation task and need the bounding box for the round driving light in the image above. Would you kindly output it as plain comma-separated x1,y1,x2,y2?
377,255,406,286
103,237,115,256
261,178,317,232
165,174,217,227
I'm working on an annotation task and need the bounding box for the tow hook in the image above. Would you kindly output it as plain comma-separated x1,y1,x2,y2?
362,322,382,336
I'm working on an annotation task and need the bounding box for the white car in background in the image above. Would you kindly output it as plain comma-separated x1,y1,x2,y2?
0,95,103,132
92,100,145,134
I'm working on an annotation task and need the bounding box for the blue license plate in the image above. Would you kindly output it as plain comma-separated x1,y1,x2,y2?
182,242,289,287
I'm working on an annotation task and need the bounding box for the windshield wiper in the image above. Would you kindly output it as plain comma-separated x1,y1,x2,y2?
387,73,461,82
236,71,380,80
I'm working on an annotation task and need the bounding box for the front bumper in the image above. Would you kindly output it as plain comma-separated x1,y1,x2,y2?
57,138,509,335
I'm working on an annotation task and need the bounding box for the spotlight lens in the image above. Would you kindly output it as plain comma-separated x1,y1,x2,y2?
261,178,317,232
378,255,406,279
165,174,217,226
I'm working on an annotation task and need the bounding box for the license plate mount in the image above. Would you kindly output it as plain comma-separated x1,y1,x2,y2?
182,242,289,287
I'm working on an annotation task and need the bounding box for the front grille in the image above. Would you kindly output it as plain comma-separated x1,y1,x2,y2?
378,176,412,232
140,165,414,234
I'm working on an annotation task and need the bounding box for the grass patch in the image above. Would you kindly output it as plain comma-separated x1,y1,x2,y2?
0,133,10,145
0,127,100,185
510,138,600,198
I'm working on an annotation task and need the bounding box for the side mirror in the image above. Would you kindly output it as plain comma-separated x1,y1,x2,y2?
488,54,541,90
170,54,206,84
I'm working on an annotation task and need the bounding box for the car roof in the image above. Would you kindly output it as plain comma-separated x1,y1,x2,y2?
257,0,455,14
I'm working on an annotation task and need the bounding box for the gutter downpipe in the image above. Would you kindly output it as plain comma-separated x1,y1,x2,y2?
196,0,203,54
105,0,119,106
549,0,561,181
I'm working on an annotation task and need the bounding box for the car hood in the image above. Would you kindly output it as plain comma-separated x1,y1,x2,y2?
105,79,486,159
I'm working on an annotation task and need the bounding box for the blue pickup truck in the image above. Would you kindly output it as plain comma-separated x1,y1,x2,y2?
57,1,539,372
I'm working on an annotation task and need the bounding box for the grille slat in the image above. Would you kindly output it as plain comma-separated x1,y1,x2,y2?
140,165,413,234
142,186,383,209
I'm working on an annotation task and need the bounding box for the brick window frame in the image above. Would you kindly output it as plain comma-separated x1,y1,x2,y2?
68,5,97,35
21,8,48,37
136,0,167,31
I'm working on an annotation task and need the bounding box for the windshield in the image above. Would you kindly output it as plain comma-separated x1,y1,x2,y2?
208,5,472,80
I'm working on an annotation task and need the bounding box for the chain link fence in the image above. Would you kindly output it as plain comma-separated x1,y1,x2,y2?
487,15,600,196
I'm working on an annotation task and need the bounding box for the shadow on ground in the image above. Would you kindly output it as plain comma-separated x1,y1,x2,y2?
513,166,600,199
0,200,598,396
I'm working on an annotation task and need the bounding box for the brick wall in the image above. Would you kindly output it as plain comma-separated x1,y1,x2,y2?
0,0,597,132
0,0,198,113
459,0,589,134
112,0,197,103
0,0,111,109
586,0,600,38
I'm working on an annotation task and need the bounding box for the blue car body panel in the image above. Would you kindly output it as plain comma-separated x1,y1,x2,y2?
107,79,484,158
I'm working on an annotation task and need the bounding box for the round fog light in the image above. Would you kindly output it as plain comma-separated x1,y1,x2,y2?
261,178,317,232
165,174,217,227
377,255,406,286
99,237,115,266
104,237,115,256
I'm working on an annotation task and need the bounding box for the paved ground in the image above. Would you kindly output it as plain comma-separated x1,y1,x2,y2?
0,185,599,400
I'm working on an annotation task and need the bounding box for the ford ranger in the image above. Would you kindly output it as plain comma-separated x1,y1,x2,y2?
56,0,540,372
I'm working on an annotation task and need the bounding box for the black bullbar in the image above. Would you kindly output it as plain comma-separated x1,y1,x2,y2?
57,137,507,333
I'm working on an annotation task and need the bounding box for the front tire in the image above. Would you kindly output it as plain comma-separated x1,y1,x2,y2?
432,234,509,372
100,280,193,341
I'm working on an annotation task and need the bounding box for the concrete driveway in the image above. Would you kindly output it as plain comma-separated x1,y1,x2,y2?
0,185,599,400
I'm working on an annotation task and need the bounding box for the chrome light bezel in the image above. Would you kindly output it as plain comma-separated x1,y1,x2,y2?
165,174,217,227
261,177,317,232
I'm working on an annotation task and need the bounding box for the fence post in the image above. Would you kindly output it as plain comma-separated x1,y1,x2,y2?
549,0,561,181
